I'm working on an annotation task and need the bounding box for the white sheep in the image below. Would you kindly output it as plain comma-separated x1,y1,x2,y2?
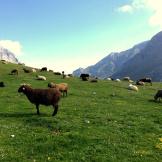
36,75,46,81
115,79,121,82
128,84,138,92
32,69,37,72
107,78,112,81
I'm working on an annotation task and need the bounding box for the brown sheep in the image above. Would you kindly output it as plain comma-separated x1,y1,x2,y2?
48,82,68,97
18,84,61,116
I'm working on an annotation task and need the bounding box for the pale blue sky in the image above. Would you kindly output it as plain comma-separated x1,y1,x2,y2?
0,0,161,73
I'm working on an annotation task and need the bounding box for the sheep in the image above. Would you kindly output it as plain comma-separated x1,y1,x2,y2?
107,78,112,81
123,77,130,81
48,82,68,97
136,81,145,86
154,90,162,102
67,74,73,77
80,74,89,81
54,72,61,75
11,69,18,75
36,75,46,81
128,80,134,83
139,78,152,85
128,84,138,92
31,68,37,72
18,84,61,116
0,82,5,87
40,67,47,71
115,79,121,82
23,68,32,73
89,78,98,83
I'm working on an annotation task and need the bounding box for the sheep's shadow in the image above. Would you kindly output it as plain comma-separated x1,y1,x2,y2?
0,112,49,118
148,99,158,103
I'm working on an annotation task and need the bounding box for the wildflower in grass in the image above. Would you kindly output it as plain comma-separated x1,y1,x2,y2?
84,119,90,124
155,143,162,150
92,92,96,95
11,135,15,138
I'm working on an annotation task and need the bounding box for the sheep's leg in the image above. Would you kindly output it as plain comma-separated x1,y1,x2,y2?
36,104,40,115
52,105,58,116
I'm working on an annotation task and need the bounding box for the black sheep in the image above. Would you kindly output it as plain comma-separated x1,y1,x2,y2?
18,85,61,116
11,69,18,75
80,73,89,81
154,90,162,101
139,78,152,85
40,67,47,71
0,82,5,87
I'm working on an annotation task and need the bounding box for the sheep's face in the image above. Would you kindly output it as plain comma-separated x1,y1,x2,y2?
18,85,28,93
48,83,56,88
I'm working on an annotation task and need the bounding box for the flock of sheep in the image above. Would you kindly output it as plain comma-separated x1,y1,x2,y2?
0,65,70,116
1,62,162,116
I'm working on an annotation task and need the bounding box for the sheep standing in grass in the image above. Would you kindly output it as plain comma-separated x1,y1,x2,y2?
115,79,121,82
48,82,68,97
36,75,46,80
136,81,145,86
18,84,61,116
128,84,138,92
0,82,5,87
154,90,162,101
11,69,18,75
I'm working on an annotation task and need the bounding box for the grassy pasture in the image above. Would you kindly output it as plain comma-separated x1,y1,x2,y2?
0,61,162,162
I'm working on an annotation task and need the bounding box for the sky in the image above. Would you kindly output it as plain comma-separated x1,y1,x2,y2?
0,0,162,73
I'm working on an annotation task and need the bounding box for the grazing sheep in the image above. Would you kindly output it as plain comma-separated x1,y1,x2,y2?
128,80,134,83
123,77,130,81
80,73,89,81
36,75,46,81
139,78,152,85
154,90,162,101
67,74,73,77
11,69,18,75
128,84,138,92
48,82,68,97
23,68,32,73
89,78,98,83
115,79,121,82
136,81,145,86
40,67,47,71
107,78,112,81
0,82,5,87
31,68,37,72
18,84,61,116
1,60,7,64
54,72,61,75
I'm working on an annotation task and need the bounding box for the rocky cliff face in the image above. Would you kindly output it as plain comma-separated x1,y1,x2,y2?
112,31,162,81
0,47,19,64
73,41,148,78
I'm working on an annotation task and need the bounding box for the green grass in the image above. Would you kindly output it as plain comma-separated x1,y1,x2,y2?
0,61,162,161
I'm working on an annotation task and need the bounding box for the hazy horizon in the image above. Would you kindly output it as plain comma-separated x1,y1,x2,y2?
0,0,162,73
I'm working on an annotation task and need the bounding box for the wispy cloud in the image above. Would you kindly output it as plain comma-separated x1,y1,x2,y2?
117,5,133,13
117,0,162,28
0,40,23,56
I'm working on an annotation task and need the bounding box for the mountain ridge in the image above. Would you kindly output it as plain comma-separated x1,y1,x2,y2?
0,46,19,64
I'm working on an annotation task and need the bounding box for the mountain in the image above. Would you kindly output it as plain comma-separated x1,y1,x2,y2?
112,31,162,81
73,41,148,78
0,46,19,64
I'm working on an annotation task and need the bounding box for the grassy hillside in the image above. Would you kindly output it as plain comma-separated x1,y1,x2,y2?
0,61,162,162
